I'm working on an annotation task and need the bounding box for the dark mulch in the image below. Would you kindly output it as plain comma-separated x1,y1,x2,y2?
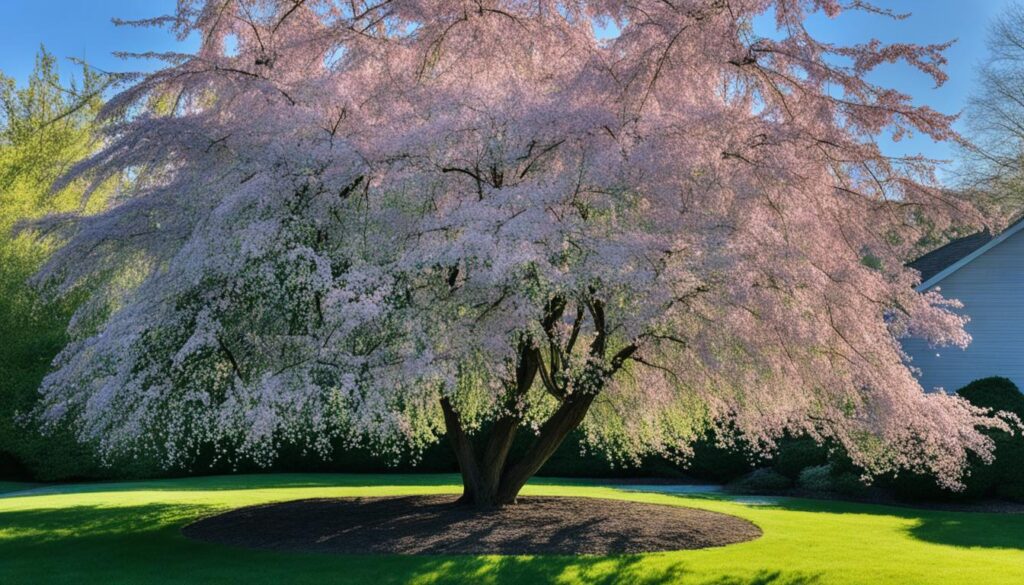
182,495,761,555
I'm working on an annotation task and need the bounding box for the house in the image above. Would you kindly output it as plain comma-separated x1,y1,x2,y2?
902,219,1024,392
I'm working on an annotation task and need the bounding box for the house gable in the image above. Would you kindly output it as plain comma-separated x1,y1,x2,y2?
902,224,1024,392
914,220,1024,292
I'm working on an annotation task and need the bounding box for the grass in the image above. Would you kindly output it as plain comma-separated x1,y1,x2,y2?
0,481,34,495
0,474,1022,584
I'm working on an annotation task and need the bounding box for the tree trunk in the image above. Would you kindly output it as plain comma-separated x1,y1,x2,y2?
440,391,598,508
439,296,621,508
494,393,596,504
439,397,485,505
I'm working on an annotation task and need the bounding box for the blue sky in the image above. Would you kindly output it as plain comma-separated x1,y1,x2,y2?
0,1,1016,174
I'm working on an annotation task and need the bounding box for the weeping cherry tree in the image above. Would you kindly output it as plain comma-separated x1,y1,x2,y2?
30,0,1010,507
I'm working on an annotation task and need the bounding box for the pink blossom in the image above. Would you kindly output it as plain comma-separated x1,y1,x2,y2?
30,1,1005,489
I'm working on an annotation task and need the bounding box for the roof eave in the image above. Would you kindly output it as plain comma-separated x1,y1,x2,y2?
915,220,1024,292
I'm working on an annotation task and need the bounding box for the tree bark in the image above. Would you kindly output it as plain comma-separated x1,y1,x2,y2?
441,346,544,508
441,385,601,508
440,296,622,508
439,397,485,504
494,391,597,504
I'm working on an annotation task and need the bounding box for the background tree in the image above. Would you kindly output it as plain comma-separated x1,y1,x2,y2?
29,0,1008,507
959,3,1024,224
0,48,111,479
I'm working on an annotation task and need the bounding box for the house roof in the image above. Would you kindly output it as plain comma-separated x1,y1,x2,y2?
909,216,1024,291
908,230,994,283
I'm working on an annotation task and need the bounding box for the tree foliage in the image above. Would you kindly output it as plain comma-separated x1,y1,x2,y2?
26,1,1009,505
0,49,111,479
959,3,1024,223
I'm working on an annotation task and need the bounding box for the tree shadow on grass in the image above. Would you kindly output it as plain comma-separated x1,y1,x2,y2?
410,557,819,585
0,502,212,543
739,495,1024,550
697,570,820,585
0,481,36,495
907,514,1024,550
411,555,691,585
0,503,817,585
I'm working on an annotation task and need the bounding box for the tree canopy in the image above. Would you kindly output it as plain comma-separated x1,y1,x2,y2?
0,48,110,479
28,0,1008,505
959,3,1024,223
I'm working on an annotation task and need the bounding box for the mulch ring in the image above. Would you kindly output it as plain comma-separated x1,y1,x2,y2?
181,495,761,555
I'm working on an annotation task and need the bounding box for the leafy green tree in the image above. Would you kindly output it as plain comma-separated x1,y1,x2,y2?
0,48,111,480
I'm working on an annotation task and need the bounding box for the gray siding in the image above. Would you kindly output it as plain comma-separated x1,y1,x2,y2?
903,228,1024,392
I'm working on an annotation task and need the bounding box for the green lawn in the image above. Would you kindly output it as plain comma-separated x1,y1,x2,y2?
0,481,34,495
0,474,1021,584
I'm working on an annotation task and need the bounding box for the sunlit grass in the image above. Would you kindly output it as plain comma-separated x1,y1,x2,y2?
0,474,1022,584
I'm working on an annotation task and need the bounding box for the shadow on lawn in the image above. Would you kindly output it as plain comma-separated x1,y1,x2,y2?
408,558,818,585
0,502,818,585
748,496,1024,550
0,482,36,495
908,515,1024,550
0,503,211,543
698,571,820,585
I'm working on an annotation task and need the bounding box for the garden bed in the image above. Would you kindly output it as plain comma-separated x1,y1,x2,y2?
182,495,761,555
